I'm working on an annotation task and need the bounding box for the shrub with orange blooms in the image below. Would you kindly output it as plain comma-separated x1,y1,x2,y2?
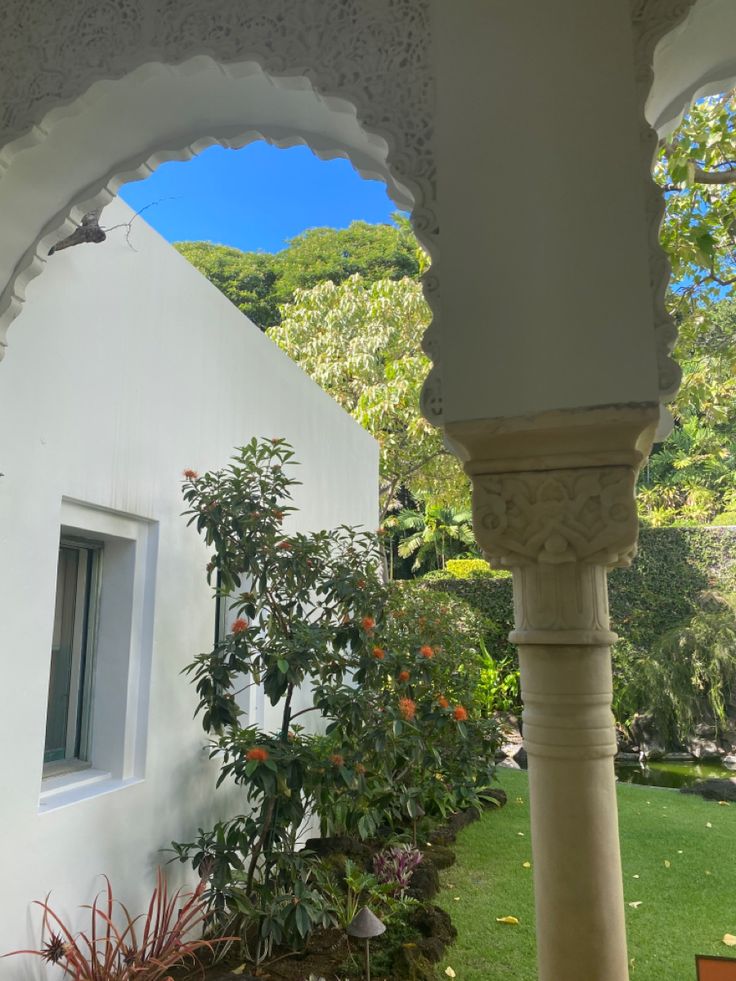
372,646,385,660
453,705,468,722
419,644,434,658
437,695,449,709
398,670,411,683
177,438,389,957
398,697,416,722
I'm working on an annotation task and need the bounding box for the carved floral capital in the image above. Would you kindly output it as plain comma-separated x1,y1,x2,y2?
473,466,638,570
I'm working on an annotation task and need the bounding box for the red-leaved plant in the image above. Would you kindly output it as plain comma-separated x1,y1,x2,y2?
5,869,226,980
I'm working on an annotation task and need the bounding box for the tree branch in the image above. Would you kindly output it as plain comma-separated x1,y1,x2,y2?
103,196,181,251
691,165,736,186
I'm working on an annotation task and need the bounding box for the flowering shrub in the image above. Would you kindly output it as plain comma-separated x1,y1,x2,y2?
173,439,386,963
312,580,500,836
173,439,499,965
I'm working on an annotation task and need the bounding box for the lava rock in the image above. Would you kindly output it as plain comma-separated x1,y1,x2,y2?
680,778,736,801
427,825,456,846
410,904,458,948
422,844,456,869
447,806,480,835
393,945,439,981
408,859,440,900
688,736,725,760
630,712,666,761
302,835,372,864
483,787,508,809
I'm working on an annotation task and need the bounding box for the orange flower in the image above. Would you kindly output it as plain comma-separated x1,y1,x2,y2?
273,510,284,521
399,697,416,722
372,646,386,660
182,469,199,480
453,705,468,722
361,616,376,632
277,540,292,550
437,695,449,709
232,618,249,635
330,754,345,767
419,645,434,659
398,670,411,682
246,747,269,762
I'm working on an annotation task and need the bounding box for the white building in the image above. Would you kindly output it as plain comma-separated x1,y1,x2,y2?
2,3,735,976
0,199,378,971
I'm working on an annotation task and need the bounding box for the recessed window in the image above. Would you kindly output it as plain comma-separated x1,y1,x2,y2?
40,500,158,810
44,538,102,774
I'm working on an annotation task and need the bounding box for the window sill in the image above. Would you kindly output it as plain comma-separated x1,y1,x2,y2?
39,768,141,812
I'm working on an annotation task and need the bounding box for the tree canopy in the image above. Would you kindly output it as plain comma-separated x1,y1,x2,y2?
269,275,468,520
641,92,736,525
176,216,422,329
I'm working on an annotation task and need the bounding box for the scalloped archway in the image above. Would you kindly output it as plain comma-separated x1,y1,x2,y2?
0,56,433,350
0,0,444,417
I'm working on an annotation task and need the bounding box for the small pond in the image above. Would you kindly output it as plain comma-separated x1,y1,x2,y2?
614,760,735,789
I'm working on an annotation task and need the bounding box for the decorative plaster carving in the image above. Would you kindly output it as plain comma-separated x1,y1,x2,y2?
0,0,444,420
629,0,698,407
473,466,639,571
511,560,616,644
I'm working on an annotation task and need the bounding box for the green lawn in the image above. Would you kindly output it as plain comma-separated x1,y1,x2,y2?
436,769,736,980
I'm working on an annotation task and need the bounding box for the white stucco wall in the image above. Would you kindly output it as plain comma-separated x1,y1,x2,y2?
0,199,378,970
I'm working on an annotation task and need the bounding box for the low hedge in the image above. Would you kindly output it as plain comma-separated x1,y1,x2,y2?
422,528,736,719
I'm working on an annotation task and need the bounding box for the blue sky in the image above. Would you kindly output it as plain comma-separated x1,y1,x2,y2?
119,143,398,253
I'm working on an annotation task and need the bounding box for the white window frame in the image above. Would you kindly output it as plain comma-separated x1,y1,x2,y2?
39,499,158,812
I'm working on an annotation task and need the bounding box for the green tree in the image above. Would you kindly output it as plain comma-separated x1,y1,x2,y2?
175,217,422,329
640,92,736,524
657,91,736,318
175,242,279,329
389,504,476,574
269,275,468,521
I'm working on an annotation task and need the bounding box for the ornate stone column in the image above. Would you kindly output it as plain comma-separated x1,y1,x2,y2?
447,405,659,981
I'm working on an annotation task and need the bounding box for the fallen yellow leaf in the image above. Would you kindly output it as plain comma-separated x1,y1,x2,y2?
632,874,640,879
522,861,531,869
517,832,525,837
496,915,520,925
453,896,460,901
664,860,671,868
628,901,643,909
445,967,457,978
723,934,736,947
706,822,713,828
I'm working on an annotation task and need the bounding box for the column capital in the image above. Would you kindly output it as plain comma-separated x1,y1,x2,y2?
446,404,658,571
